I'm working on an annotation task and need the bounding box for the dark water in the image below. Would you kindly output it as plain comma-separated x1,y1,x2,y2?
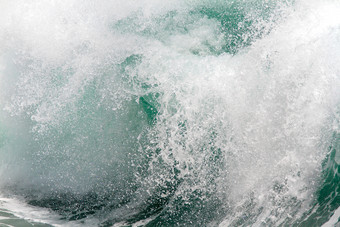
0,0,339,226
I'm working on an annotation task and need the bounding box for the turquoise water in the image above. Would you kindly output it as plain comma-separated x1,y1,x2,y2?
0,0,340,226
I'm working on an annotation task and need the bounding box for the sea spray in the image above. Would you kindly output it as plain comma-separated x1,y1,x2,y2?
0,0,339,226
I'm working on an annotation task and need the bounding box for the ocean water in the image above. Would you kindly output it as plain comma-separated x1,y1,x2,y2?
0,0,339,226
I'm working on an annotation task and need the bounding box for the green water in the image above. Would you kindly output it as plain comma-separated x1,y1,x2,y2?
0,0,340,226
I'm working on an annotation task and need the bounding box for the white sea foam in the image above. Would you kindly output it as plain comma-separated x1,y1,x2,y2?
322,206,340,227
0,0,339,225
0,194,96,227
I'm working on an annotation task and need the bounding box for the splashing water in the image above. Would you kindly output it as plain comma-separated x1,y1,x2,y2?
0,0,340,226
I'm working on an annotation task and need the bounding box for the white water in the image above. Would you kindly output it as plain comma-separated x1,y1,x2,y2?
322,206,340,227
0,0,340,226
0,195,95,227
